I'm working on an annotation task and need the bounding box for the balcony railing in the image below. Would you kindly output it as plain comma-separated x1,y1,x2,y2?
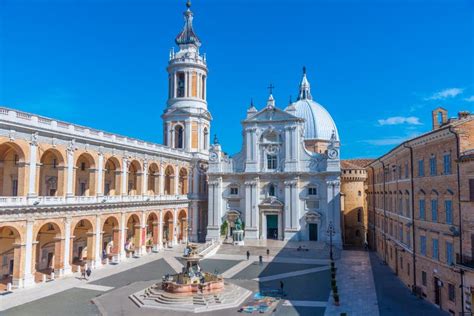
0,194,189,207
456,254,474,269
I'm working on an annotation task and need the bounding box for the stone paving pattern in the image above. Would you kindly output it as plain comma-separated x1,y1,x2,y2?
0,241,453,316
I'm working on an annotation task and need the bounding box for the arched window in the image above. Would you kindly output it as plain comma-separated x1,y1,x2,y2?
268,183,276,197
174,125,184,149
357,209,362,223
177,72,185,97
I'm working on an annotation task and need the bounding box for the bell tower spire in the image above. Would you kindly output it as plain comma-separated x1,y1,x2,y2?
162,1,212,154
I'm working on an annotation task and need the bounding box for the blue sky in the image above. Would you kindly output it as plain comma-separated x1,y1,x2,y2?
0,0,473,159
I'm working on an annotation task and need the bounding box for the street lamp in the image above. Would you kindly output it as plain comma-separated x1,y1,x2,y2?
327,221,335,261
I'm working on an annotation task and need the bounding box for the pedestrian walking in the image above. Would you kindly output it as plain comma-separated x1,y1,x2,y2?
259,255,263,265
86,267,92,280
81,266,86,280
280,280,284,291
266,249,270,257
246,250,250,260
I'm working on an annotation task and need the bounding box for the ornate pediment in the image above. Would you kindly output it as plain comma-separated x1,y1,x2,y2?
245,107,300,123
305,211,321,224
259,196,284,208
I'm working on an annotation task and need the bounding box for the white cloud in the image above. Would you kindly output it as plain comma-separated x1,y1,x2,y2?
464,95,474,102
377,116,422,126
425,88,463,100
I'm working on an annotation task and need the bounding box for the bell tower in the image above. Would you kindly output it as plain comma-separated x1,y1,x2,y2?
162,0,211,154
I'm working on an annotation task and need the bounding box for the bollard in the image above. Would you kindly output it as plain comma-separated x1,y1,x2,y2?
42,274,47,283
6,282,12,292
50,272,55,280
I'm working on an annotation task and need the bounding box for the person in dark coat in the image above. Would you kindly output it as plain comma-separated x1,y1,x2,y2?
86,267,92,280
246,250,250,260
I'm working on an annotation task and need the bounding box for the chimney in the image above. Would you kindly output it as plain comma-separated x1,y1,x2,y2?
458,111,470,120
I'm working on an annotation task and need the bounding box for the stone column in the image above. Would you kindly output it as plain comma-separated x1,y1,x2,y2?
152,220,160,251
27,134,38,198
96,152,104,196
244,179,259,239
94,215,102,267
142,160,148,196
119,212,126,260
22,219,35,287
158,210,164,249
121,158,128,196
284,180,293,240
174,167,180,195
327,179,342,246
206,179,218,240
184,120,191,152
62,217,72,275
140,212,147,255
159,168,165,195
172,208,178,245
66,148,74,198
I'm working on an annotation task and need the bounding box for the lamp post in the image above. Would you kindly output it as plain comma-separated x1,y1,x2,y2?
327,221,335,261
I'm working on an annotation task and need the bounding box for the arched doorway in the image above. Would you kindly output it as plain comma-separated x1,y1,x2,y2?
71,219,94,269
163,211,174,247
126,214,141,256
146,213,159,252
75,153,96,196
34,222,62,279
174,125,184,149
164,166,175,195
0,226,21,289
0,143,26,196
39,149,65,196
147,163,160,195
104,157,121,196
102,216,120,260
178,168,188,195
178,209,187,243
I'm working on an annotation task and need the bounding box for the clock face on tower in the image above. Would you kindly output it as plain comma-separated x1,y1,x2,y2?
328,149,338,159
209,152,218,161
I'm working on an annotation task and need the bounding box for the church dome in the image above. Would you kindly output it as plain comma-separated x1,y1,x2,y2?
292,69,339,141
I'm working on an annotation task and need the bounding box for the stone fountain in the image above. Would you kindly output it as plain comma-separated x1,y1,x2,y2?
129,243,251,313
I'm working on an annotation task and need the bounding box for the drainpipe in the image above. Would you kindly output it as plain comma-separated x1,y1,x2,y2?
403,142,417,290
369,165,376,251
448,126,464,314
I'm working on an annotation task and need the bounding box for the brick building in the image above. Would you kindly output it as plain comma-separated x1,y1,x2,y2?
341,159,373,247
367,108,474,315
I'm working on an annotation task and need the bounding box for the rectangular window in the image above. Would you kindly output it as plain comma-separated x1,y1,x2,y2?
443,153,452,175
418,159,424,177
420,236,427,256
448,283,455,302
431,199,438,222
422,271,427,286
405,198,410,218
267,154,277,170
399,226,403,241
308,187,317,196
445,200,453,224
419,199,425,220
432,238,439,260
446,241,453,265
230,187,238,195
429,156,437,176
405,162,409,178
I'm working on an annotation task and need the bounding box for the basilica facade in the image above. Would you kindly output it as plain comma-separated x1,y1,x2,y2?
207,71,342,244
